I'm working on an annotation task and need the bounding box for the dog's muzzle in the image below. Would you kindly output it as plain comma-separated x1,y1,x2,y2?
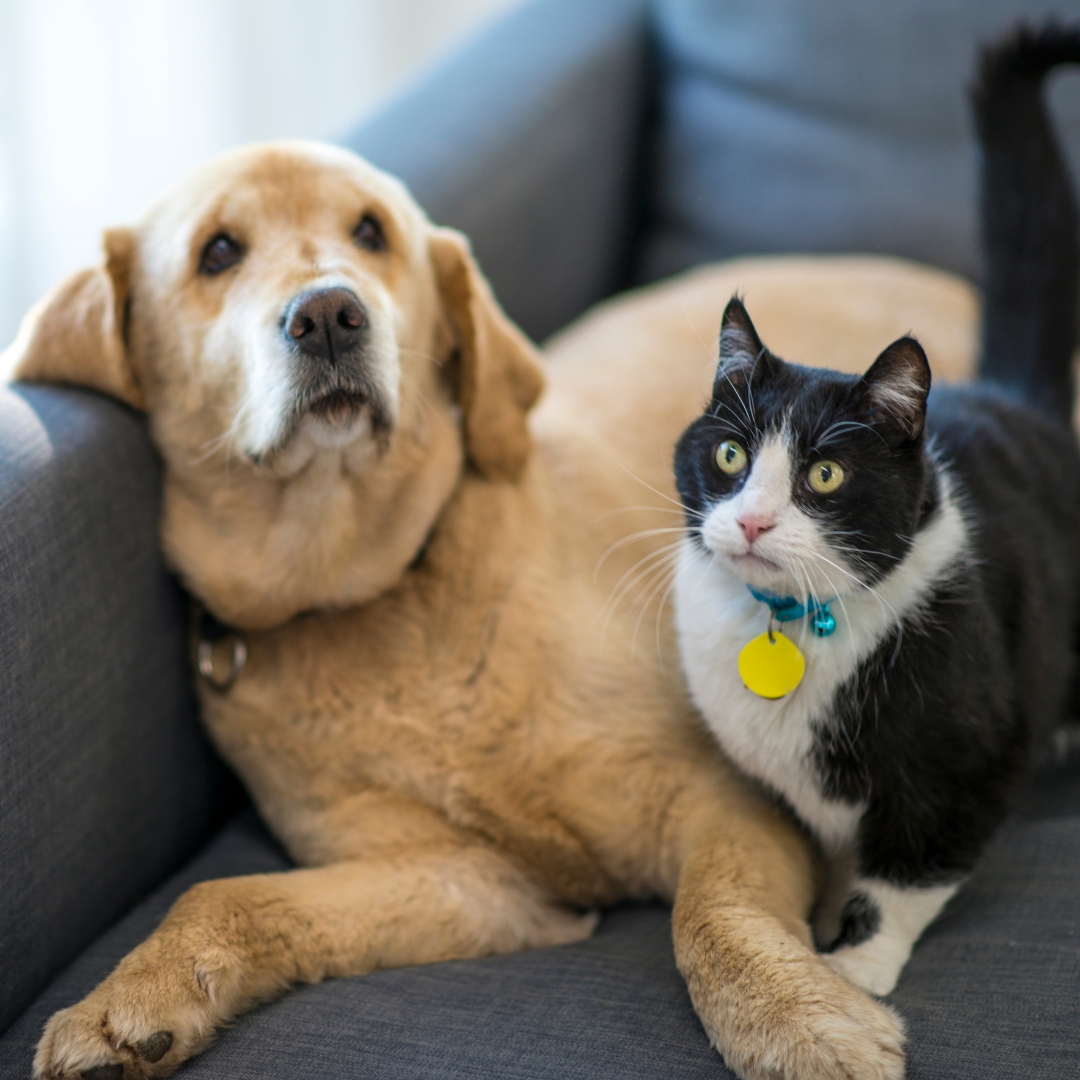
280,287,392,435
284,287,367,365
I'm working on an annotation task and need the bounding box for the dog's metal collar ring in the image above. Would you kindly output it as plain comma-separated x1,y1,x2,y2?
197,612,248,692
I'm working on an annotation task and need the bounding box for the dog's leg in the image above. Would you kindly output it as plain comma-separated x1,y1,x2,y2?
34,841,595,1079
667,786,907,1080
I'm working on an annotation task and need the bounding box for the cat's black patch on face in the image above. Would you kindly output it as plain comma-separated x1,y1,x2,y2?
674,298,937,585
823,891,882,951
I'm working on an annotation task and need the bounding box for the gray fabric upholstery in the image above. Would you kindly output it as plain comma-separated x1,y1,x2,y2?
0,386,223,1034
340,0,652,344
641,0,1080,284
2,778,1078,1079
898,783,1080,1078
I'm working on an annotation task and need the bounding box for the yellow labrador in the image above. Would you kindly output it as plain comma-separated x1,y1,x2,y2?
4,140,977,1080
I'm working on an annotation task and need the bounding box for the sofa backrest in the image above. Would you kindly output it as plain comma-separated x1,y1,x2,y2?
639,0,1080,286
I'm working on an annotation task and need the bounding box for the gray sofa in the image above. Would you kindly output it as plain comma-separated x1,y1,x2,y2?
2,1,1079,1077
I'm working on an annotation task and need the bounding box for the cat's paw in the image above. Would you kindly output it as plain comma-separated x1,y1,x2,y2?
823,939,904,997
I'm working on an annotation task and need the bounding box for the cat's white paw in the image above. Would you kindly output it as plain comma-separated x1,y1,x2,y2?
825,878,959,995
822,939,904,997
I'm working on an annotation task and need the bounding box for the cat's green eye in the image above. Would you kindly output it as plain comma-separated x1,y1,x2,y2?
808,460,845,494
715,440,748,476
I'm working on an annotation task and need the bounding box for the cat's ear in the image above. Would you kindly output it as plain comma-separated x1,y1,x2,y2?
716,296,773,392
861,336,931,439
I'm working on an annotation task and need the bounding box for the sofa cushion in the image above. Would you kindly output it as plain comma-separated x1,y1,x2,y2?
1,768,1078,1080
640,0,1080,285
0,812,736,1080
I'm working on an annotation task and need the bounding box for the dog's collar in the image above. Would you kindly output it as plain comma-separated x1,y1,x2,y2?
197,610,247,691
195,520,435,693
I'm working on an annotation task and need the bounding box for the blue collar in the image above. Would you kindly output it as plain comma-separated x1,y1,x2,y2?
747,586,837,637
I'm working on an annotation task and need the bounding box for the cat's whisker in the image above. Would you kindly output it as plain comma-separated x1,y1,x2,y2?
807,551,901,639
653,571,680,672
593,506,698,522
708,401,753,440
602,541,686,610
814,419,889,450
747,346,771,423
601,449,702,516
631,553,682,661
601,550,684,657
599,541,686,647
682,304,719,366
804,557,856,646
594,527,696,580
718,366,755,430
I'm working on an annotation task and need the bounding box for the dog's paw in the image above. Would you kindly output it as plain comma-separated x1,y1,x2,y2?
706,959,906,1080
772,976,905,1080
33,981,211,1080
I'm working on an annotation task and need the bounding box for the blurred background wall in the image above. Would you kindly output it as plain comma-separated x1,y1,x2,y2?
0,0,520,347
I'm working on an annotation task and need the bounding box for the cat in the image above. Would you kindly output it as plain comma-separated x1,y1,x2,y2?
671,23,1080,998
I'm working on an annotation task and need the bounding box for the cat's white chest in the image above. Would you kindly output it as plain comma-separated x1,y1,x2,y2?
674,543,865,850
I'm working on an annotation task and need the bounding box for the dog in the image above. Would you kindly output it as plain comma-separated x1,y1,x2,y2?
4,140,976,1080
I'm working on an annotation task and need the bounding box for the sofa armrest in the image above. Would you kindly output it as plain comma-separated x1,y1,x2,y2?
0,386,224,1034
340,0,653,343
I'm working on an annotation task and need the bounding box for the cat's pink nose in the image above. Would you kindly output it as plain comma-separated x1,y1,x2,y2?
738,514,776,544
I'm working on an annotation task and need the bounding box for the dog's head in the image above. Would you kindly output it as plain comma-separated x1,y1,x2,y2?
4,141,544,627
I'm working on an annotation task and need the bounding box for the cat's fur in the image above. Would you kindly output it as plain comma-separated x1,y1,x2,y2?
672,23,1080,997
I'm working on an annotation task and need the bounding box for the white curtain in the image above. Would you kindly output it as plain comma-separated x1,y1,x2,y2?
0,0,517,347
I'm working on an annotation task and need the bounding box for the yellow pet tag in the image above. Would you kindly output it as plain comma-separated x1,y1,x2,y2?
738,631,805,699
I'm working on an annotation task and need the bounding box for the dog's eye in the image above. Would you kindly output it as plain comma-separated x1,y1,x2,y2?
353,214,386,252
199,233,244,276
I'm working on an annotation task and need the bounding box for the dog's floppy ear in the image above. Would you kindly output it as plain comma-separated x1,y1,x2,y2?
428,227,544,481
2,227,144,409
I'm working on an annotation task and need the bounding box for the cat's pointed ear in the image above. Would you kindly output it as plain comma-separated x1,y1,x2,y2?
715,297,773,392
861,336,931,439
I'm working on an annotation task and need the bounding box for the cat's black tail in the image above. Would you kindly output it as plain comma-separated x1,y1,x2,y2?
974,23,1080,423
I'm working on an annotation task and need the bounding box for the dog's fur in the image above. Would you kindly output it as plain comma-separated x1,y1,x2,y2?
4,141,976,1080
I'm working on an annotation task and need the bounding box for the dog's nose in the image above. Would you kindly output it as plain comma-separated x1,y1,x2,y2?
284,288,366,364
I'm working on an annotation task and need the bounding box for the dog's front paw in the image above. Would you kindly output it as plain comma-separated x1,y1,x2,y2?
694,952,906,1080
33,971,215,1080
775,971,906,1080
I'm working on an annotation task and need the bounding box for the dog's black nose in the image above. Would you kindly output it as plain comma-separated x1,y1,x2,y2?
285,288,366,363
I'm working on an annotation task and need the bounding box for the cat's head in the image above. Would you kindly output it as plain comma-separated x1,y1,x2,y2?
674,297,935,599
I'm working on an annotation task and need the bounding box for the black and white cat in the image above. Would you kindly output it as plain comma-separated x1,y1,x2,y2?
672,25,1080,997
